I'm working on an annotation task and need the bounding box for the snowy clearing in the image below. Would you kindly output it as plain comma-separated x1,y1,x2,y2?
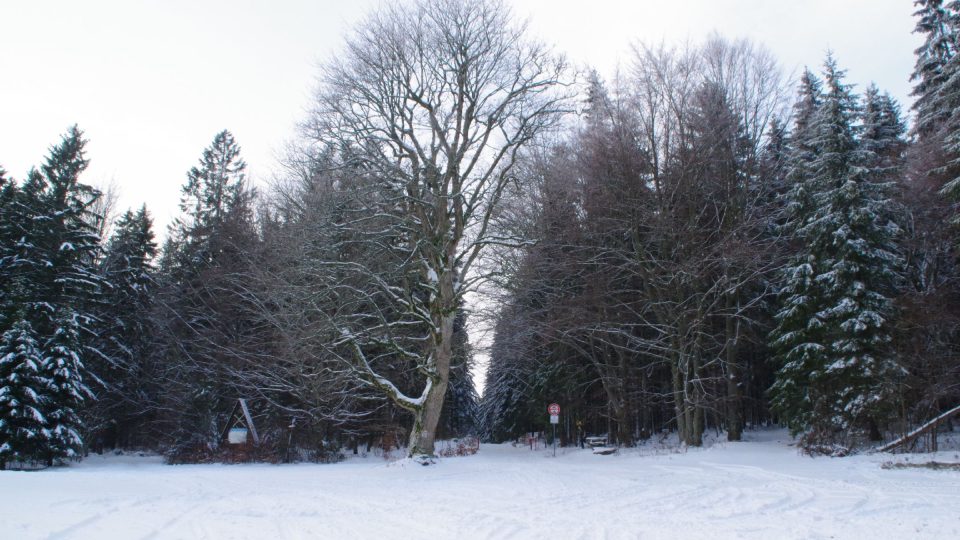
2,429,959,540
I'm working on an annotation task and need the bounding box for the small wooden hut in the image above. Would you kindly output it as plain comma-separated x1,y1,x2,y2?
220,398,260,447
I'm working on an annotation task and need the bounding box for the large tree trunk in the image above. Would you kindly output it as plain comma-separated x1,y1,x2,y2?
407,270,456,458
680,327,705,447
407,376,449,457
691,397,704,446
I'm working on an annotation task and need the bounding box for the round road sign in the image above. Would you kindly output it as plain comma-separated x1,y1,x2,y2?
548,403,560,415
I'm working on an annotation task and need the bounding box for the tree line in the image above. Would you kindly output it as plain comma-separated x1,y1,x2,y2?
2,0,960,467
482,1,960,455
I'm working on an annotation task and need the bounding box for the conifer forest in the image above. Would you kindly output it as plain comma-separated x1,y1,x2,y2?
4,0,960,473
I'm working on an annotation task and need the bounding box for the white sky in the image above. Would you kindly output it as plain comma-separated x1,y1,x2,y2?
1,0,919,234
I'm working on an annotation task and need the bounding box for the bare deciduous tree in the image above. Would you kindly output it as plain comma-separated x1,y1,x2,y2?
304,0,571,459
624,40,788,445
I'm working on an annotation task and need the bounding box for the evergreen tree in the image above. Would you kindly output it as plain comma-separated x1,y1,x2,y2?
909,1,960,220
90,206,158,447
0,170,47,333
166,130,251,274
0,169,19,329
157,130,258,453
936,45,960,206
768,71,828,436
40,312,89,464
861,85,908,181
0,127,104,463
479,305,536,443
781,69,824,225
769,254,824,436
910,0,959,139
11,127,104,338
0,167,12,247
761,117,789,194
770,58,904,450
41,126,102,300
100,206,157,360
0,319,47,469
807,60,903,443
439,309,479,438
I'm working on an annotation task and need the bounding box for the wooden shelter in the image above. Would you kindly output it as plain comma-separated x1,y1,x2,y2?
220,398,260,446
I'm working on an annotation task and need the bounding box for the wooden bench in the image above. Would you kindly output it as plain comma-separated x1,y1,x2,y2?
584,436,616,455
584,436,608,448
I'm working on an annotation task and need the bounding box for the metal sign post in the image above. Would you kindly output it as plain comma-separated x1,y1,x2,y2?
548,403,560,457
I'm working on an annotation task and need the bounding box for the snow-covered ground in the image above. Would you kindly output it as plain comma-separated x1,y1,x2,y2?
2,429,959,540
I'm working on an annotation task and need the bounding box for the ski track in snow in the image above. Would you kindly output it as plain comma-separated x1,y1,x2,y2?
1,430,959,539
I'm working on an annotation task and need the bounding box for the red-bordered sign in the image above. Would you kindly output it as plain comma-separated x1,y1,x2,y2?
548,403,560,415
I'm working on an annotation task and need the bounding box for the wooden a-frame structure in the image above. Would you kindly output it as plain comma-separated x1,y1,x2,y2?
220,398,261,446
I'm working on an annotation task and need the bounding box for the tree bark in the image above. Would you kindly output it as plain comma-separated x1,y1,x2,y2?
408,270,456,457
408,378,449,457
725,295,743,441
671,350,687,442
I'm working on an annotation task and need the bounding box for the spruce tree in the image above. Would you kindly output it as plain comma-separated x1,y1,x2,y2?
0,127,104,463
90,206,158,447
11,127,104,338
166,130,251,274
771,58,903,450
861,85,907,181
158,130,257,452
809,60,903,443
0,167,12,250
0,320,47,469
0,170,19,329
760,117,789,195
769,70,828,437
782,69,824,224
439,309,479,438
479,302,540,443
0,170,48,334
910,1,960,220
99,207,157,367
936,46,960,206
910,0,959,140
40,312,89,463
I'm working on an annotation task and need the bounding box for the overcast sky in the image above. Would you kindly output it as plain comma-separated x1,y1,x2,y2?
0,0,920,234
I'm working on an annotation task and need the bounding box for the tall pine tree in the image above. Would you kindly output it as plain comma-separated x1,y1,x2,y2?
0,127,105,465
770,58,903,451
157,130,258,453
41,312,90,464
0,320,46,469
910,0,959,139
910,1,960,220
768,71,828,437
90,206,158,448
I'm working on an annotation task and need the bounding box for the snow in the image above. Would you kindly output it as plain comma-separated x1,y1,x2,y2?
2,429,959,539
